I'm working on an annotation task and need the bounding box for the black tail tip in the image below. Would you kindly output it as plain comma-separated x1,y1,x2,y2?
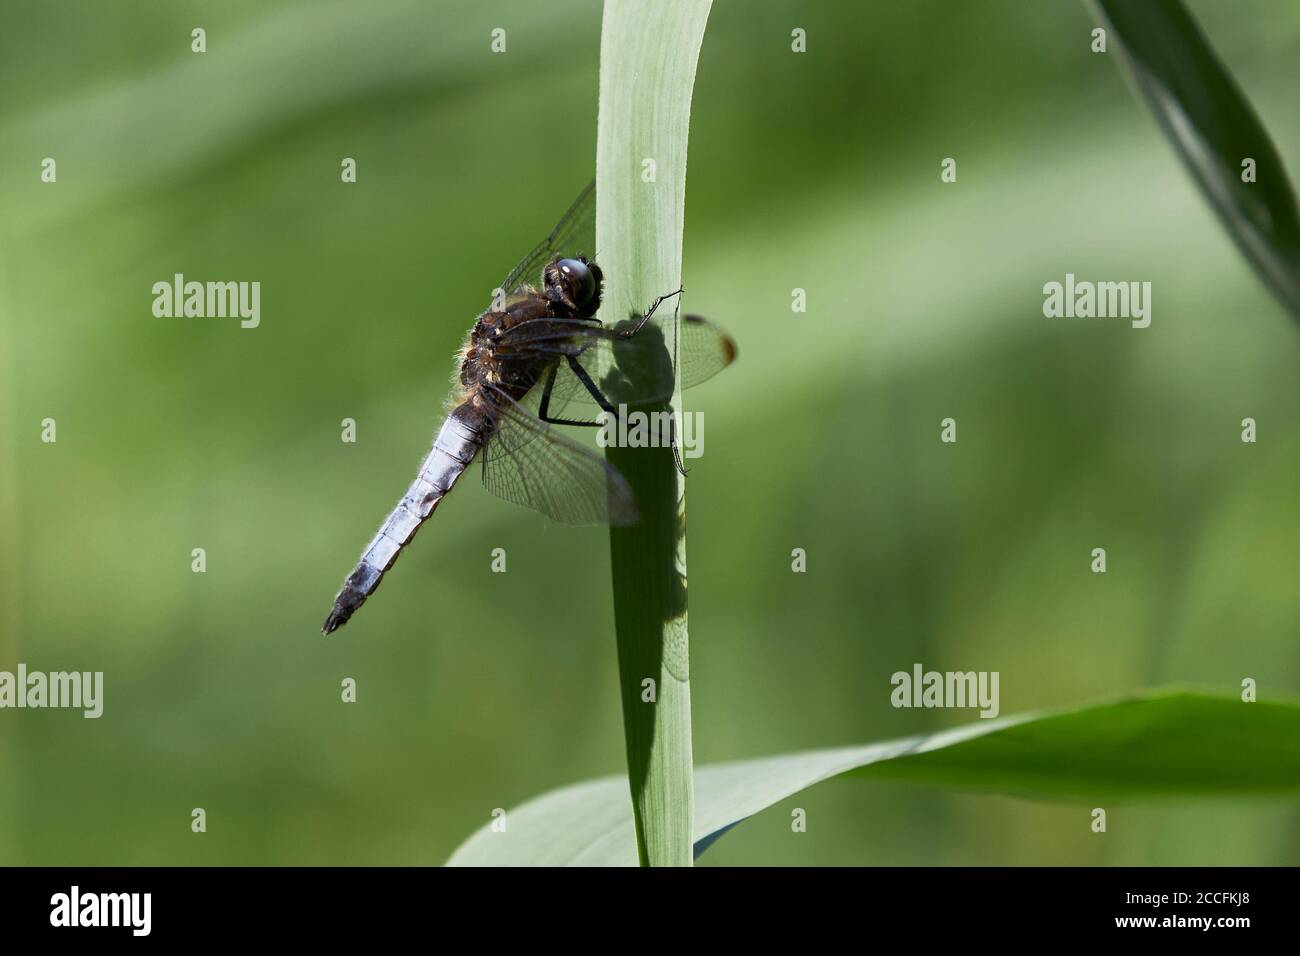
322,606,350,635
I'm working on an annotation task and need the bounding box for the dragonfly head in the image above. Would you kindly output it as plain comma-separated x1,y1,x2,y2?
546,257,603,315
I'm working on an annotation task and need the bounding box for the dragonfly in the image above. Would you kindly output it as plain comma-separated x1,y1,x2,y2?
322,181,736,634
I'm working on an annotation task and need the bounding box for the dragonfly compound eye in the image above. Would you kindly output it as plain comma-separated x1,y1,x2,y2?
556,258,596,307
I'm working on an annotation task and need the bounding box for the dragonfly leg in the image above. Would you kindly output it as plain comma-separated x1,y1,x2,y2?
564,354,619,416
537,363,560,420
624,287,683,336
671,440,688,477
538,359,606,428
567,354,690,476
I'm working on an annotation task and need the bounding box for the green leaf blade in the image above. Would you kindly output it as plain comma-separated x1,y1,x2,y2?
1091,0,1300,319
595,0,713,867
853,692,1300,798
446,691,1300,866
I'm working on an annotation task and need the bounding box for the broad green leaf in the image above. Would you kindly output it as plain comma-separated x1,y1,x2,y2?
447,691,1300,866
596,0,713,866
1089,0,1300,319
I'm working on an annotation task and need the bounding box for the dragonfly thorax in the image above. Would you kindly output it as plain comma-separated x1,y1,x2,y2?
457,291,577,402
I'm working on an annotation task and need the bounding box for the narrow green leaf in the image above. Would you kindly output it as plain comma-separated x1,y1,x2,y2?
595,0,713,867
0,259,17,865
446,691,1300,866
1089,0,1300,318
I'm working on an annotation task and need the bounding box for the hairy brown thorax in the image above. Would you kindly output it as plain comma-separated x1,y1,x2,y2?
457,290,585,408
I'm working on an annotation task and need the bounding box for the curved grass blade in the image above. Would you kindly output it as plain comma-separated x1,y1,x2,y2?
1089,0,1300,319
446,690,1300,866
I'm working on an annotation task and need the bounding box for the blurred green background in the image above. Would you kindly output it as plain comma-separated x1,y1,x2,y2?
1,0,1298,866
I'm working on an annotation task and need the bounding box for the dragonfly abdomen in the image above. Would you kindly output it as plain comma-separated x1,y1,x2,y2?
322,403,485,634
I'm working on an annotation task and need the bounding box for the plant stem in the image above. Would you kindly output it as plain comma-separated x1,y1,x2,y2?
596,0,712,867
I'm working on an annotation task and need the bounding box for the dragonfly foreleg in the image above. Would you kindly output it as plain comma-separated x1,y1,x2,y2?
624,287,683,336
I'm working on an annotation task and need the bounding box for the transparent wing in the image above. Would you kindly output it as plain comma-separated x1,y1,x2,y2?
674,313,738,388
479,385,638,526
499,180,596,297
503,313,737,414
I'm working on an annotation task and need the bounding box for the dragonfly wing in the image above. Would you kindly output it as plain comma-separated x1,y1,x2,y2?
499,180,596,298
676,313,738,389
502,313,737,410
479,385,638,526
